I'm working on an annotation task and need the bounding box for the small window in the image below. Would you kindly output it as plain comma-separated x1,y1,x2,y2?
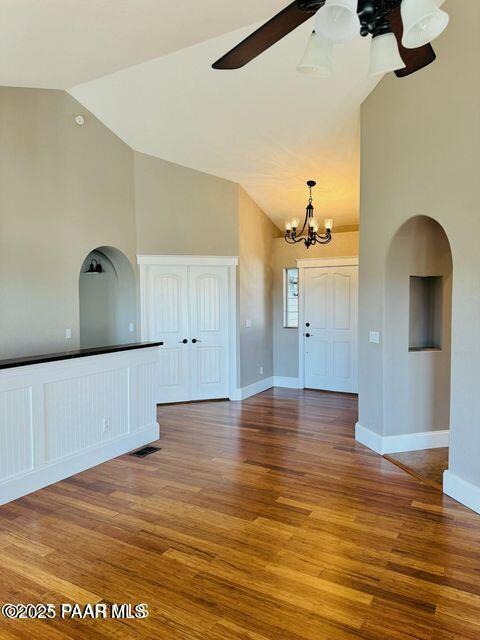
409,275,443,351
284,268,299,328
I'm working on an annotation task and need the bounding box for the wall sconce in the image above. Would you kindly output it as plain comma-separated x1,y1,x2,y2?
85,259,103,274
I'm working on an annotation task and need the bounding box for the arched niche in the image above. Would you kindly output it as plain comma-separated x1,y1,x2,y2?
79,246,137,349
384,216,453,439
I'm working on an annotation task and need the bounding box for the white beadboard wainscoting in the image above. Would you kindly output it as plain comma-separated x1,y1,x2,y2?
0,346,160,505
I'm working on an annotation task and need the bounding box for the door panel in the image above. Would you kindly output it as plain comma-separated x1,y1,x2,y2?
189,266,229,401
333,341,350,379
145,265,189,403
333,273,351,330
309,271,329,329
304,265,358,393
153,274,182,333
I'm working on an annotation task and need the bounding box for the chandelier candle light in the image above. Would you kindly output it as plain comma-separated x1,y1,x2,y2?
285,181,333,249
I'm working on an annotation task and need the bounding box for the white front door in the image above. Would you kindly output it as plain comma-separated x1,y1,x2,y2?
303,265,358,393
144,264,231,403
189,266,229,401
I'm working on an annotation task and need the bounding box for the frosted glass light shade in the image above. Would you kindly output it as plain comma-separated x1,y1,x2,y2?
297,32,333,77
369,32,406,76
315,0,360,44
325,219,334,231
401,0,449,49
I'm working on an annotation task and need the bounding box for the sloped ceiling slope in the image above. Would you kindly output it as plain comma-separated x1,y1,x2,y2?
0,0,287,88
71,20,380,229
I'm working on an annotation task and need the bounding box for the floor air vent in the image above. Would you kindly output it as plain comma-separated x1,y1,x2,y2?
129,446,161,458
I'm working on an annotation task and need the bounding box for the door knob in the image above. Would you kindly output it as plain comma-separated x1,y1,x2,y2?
306,322,310,327
192,338,202,344
179,339,188,344
305,333,313,338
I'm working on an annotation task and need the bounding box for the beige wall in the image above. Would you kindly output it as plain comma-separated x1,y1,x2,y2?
360,0,480,485
272,231,359,379
0,88,276,398
238,187,279,387
0,87,136,358
134,151,239,256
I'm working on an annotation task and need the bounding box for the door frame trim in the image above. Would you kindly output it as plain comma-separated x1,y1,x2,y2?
137,255,239,401
296,256,359,390
137,255,238,267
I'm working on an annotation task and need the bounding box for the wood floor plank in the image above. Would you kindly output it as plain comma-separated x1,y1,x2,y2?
1,388,480,639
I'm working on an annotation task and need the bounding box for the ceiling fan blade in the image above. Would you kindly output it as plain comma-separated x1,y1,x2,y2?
389,6,436,78
212,1,322,70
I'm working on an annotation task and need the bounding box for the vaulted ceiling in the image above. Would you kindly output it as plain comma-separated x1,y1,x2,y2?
2,1,386,228
0,0,288,88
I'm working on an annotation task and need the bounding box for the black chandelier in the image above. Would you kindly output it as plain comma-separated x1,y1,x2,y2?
285,180,333,249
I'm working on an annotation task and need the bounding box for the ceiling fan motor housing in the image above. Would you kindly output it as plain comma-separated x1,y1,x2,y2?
357,0,403,36
296,1,406,37
296,1,325,12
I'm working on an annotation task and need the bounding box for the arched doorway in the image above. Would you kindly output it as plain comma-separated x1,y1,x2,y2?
79,246,137,349
384,216,453,489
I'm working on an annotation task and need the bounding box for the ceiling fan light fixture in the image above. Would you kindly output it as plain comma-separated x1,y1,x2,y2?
297,31,333,77
401,0,449,49
369,31,406,77
315,0,360,44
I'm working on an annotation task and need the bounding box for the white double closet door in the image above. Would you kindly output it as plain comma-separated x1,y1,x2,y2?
303,265,358,393
144,265,230,404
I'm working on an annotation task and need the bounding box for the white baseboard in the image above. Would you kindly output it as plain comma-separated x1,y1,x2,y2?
273,376,302,389
231,377,274,401
443,471,480,515
355,422,450,455
0,424,159,506
355,423,384,454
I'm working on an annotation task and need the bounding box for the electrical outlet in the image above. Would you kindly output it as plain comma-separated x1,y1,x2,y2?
128,322,135,333
245,318,252,328
102,418,110,432
259,366,264,375
369,331,380,344
65,328,72,340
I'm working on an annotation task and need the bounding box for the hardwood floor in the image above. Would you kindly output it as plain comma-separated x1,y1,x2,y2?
1,388,480,639
385,448,450,492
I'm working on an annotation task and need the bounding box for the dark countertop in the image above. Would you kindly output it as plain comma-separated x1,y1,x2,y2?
0,341,163,371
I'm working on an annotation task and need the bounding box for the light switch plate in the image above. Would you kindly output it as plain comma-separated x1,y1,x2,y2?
245,319,252,328
369,331,380,344
128,323,135,333
65,328,72,340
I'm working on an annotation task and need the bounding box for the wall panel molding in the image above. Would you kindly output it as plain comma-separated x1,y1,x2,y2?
0,347,159,505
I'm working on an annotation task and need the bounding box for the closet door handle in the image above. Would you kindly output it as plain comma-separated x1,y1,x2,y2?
192,338,202,344
305,333,313,338
179,339,188,344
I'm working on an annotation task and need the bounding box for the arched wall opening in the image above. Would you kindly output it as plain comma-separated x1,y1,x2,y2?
79,246,138,349
384,216,453,444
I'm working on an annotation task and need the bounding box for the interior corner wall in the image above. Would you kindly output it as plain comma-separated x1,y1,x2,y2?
272,231,359,379
0,87,136,358
238,187,279,388
133,151,239,256
359,0,480,487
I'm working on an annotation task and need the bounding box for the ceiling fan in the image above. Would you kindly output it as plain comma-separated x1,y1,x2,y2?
212,0,449,79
